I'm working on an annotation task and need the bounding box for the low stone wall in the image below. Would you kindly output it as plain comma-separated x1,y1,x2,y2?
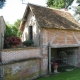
1,47,42,80
3,58,41,80
1,47,41,63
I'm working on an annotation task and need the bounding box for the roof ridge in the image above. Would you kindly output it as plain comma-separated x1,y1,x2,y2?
49,7,69,13
28,3,47,8
20,3,80,31
28,3,69,13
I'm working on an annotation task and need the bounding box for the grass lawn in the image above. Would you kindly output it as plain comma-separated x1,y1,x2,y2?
37,68,80,80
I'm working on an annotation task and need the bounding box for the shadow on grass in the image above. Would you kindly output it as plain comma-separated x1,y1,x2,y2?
58,66,76,72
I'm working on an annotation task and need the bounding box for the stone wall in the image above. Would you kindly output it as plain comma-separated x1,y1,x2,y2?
51,48,79,66
1,47,42,80
41,28,80,46
77,47,80,67
2,47,41,63
67,48,78,66
3,58,41,80
22,10,40,46
41,46,48,75
41,28,80,73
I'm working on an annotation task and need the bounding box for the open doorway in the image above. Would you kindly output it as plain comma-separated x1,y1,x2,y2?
49,47,79,73
29,26,33,40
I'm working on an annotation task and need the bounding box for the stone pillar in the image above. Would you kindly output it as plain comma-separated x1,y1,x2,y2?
41,46,48,75
77,47,80,67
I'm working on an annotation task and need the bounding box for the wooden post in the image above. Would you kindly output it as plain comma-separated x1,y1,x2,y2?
49,47,51,74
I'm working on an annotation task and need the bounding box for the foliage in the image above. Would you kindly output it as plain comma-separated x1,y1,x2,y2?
14,19,22,37
77,0,80,2
75,6,80,21
73,0,80,21
75,0,80,15
59,49,73,58
14,19,21,28
75,6,80,14
5,19,22,38
0,0,6,9
59,51,66,58
23,40,34,47
47,0,74,9
66,50,73,55
5,24,16,38
4,19,22,48
4,36,22,48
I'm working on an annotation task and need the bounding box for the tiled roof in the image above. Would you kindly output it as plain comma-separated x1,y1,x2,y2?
20,3,80,31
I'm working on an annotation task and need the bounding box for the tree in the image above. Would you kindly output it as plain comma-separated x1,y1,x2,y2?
13,19,22,37
5,23,15,38
74,0,80,21
75,0,80,14
0,0,6,9
75,6,80,14
77,0,80,2
47,0,74,9
4,19,22,48
5,19,22,38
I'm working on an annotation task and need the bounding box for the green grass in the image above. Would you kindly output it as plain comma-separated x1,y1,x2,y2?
37,68,80,80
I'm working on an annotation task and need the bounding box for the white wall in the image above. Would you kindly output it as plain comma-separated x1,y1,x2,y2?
22,10,40,46
0,16,6,49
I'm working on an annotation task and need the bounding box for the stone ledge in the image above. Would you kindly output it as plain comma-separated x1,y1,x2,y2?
1,47,40,52
0,57,41,65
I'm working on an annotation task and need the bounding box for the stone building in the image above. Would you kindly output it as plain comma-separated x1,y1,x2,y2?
20,3,80,74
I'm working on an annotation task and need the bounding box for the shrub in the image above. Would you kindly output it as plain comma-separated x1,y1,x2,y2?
23,40,34,47
4,36,22,48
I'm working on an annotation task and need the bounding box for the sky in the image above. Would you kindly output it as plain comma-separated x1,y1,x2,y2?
68,0,79,15
0,0,79,24
0,0,47,24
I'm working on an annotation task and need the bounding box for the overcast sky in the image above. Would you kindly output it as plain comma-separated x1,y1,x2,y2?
0,0,47,24
0,0,78,24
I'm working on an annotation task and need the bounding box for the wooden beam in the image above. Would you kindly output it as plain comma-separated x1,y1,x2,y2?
50,30,59,45
72,32,80,44
65,31,67,44
50,44,80,48
49,47,51,74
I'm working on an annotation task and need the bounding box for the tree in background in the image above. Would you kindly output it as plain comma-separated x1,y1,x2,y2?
46,0,80,21
5,19,22,38
5,24,14,38
73,0,80,21
4,19,22,48
14,19,22,37
47,0,74,9
77,0,80,2
75,0,80,14
0,0,6,8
